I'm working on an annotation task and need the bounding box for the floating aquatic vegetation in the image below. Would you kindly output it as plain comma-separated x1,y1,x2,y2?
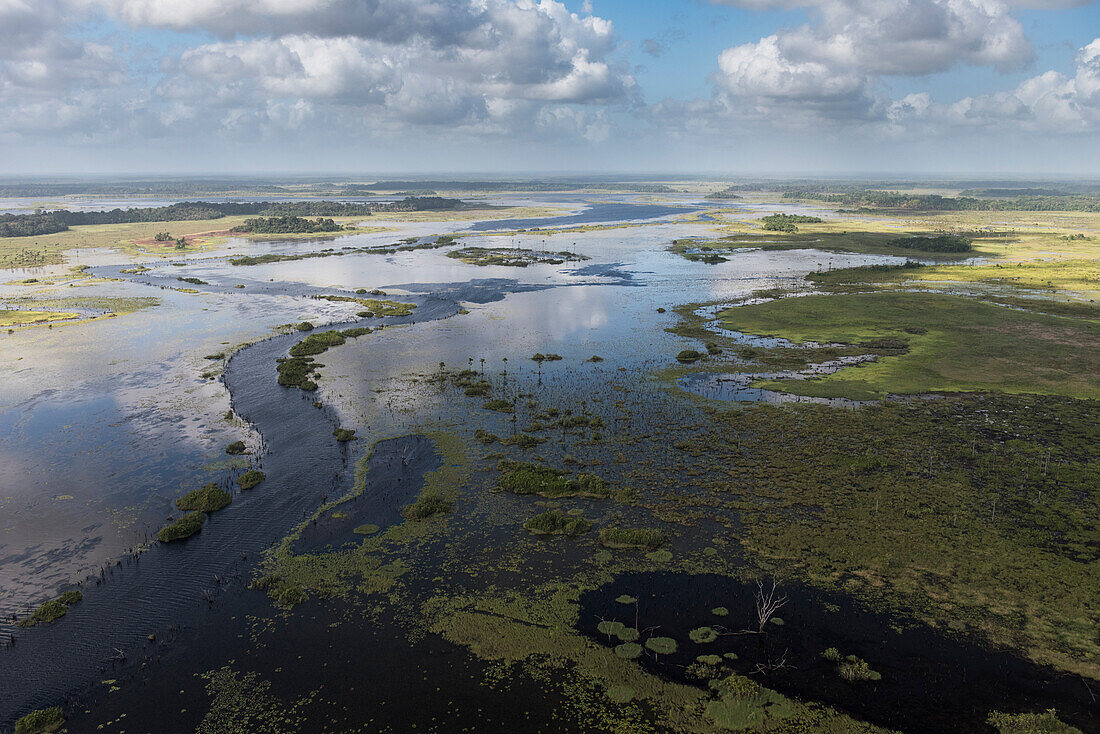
689,626,719,644
645,636,678,660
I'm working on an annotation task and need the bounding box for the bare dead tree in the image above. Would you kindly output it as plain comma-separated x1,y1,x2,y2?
754,577,788,633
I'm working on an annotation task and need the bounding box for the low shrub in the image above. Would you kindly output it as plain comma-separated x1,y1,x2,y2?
237,470,266,490
14,707,65,734
176,483,232,512
157,511,207,542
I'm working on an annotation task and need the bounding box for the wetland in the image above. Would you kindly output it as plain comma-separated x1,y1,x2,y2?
0,183,1096,733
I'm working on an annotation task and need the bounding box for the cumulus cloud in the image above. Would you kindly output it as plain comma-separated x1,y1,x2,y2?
899,38,1100,131
0,0,636,145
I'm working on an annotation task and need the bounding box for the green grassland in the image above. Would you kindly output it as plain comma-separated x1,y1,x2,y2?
810,258,1100,300
718,292,1099,400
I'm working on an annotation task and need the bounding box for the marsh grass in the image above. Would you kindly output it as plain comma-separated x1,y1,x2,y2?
402,491,452,520
157,511,207,542
14,707,65,734
719,291,1100,399
176,483,232,512
498,461,611,498
987,709,1081,734
17,591,82,628
599,527,667,550
524,510,592,536
237,470,266,490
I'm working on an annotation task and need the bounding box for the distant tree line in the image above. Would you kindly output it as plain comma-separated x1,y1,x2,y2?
760,213,824,233
0,197,466,238
781,190,1100,212
231,216,345,234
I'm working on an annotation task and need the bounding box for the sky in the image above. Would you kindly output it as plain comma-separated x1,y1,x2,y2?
1,0,1098,176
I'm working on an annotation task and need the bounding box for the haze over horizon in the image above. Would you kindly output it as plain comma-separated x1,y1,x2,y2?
2,0,1099,176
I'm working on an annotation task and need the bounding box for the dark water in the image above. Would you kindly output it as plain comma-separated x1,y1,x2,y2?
465,202,697,231
578,573,1097,733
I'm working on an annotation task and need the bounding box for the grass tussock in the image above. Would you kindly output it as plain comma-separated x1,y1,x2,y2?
599,526,668,550
523,510,592,536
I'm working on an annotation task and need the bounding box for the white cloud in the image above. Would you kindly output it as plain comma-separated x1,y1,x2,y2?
710,0,1032,76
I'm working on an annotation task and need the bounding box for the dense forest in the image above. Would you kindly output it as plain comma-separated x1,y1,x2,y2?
230,217,344,234
0,197,465,237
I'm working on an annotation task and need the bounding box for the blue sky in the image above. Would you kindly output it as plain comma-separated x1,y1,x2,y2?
1,0,1098,175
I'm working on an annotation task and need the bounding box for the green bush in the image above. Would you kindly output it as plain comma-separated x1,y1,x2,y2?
17,592,81,628
157,511,207,542
676,349,703,363
333,428,357,441
225,440,247,455
237,470,266,490
14,707,65,734
176,483,232,512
